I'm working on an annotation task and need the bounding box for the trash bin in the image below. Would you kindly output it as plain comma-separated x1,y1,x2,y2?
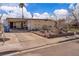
4,25,10,32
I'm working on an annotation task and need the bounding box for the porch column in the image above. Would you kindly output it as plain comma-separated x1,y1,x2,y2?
27,20,32,30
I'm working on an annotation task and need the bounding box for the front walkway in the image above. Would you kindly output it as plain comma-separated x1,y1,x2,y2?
0,32,78,54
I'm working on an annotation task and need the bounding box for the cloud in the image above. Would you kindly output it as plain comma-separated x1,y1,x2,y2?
54,9,68,15
0,6,17,14
69,3,75,10
0,3,32,18
53,9,68,20
50,15,56,20
40,12,50,19
33,12,50,19
33,13,41,19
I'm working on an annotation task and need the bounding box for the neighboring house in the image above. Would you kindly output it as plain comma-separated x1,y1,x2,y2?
6,18,55,31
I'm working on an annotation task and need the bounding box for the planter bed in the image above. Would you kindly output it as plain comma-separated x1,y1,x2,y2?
33,31,74,38
76,32,79,34
33,31,46,37
48,32,74,38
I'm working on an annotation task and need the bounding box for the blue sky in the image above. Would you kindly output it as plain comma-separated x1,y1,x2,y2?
0,3,72,15
0,3,76,19
27,3,70,14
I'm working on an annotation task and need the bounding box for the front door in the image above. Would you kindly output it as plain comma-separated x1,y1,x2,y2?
10,22,13,29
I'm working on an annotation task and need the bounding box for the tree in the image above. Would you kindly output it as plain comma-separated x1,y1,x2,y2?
53,13,68,34
19,3,25,29
69,3,79,37
52,14,61,34
71,10,78,28
69,4,79,28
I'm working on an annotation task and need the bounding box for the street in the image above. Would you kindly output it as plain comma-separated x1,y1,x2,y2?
18,39,79,56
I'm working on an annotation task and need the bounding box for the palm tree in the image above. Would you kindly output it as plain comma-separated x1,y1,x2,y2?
19,3,25,29
19,3,25,19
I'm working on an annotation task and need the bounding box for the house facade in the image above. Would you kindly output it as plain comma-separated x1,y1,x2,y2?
6,18,55,31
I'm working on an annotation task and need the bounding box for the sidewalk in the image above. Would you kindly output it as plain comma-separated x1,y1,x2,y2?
0,32,79,55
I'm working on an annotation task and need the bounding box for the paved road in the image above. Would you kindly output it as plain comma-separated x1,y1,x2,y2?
19,39,79,56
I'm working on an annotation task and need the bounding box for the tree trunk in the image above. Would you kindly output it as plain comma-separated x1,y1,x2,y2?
22,7,24,19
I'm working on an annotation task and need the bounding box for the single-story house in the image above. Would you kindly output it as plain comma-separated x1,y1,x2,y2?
6,18,55,31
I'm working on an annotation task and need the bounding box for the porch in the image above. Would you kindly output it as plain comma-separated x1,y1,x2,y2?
9,21,28,30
